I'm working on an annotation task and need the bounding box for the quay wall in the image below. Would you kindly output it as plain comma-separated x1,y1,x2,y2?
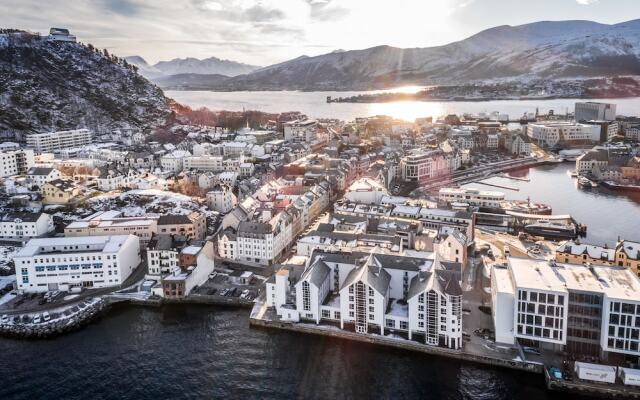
249,317,543,374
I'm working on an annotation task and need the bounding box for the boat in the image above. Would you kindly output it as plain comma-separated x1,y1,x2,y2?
524,220,577,239
501,197,552,215
568,170,578,178
578,177,593,188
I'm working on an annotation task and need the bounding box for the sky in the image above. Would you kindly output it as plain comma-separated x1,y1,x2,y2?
2,0,639,66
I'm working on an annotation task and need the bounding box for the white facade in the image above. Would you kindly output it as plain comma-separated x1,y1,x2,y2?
0,213,52,239
400,150,452,182
14,235,140,293
0,148,34,177
26,129,92,153
26,167,63,187
439,187,505,208
343,177,389,205
575,102,617,122
526,122,600,147
206,185,237,213
284,120,317,143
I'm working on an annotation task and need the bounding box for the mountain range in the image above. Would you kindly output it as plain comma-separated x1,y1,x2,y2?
125,55,261,79
149,19,640,91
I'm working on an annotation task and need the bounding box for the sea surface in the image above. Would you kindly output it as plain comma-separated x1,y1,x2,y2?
166,89,640,121
0,304,570,400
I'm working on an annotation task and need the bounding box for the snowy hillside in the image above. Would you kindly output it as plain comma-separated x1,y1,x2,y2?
205,19,640,90
0,31,172,135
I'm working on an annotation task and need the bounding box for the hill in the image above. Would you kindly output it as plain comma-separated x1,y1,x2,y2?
0,31,172,135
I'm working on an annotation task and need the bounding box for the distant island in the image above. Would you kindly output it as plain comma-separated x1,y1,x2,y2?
326,77,640,103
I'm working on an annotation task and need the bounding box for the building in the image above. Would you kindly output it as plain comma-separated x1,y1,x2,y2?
26,167,62,188
47,27,77,42
0,212,52,239
268,250,463,349
161,242,214,299
555,240,616,266
14,235,140,293
206,184,237,214
492,257,640,360
157,212,207,240
284,119,317,143
584,120,619,142
64,211,158,245
526,122,600,148
575,149,609,175
575,102,617,123
41,178,80,205
0,148,34,178
343,177,389,205
146,234,189,277
26,129,92,153
439,187,505,208
400,150,452,182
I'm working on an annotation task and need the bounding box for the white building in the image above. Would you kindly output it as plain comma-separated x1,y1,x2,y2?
26,167,62,188
576,149,609,175
0,212,52,239
492,257,640,359
269,250,463,349
46,27,77,42
575,102,617,123
64,211,158,245
0,148,34,178
206,184,237,214
526,122,600,148
400,150,452,182
343,177,389,205
284,120,317,143
439,187,505,208
14,235,141,293
160,150,191,173
26,129,92,153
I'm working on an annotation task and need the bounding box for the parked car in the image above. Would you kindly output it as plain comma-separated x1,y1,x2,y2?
32,314,41,324
0,315,8,324
42,311,51,322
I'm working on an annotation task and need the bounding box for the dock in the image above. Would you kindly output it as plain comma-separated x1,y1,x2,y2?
476,180,520,191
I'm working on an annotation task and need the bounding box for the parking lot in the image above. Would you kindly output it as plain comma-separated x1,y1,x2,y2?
191,272,261,302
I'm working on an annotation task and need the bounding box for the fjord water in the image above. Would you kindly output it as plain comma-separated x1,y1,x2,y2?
463,163,640,245
0,304,569,400
166,90,640,122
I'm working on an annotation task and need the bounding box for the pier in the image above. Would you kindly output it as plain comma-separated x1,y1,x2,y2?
476,180,519,191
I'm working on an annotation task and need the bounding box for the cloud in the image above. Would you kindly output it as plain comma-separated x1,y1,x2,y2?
305,0,349,21
576,0,598,4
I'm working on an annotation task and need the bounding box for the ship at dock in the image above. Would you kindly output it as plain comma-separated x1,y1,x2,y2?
524,220,577,239
500,197,552,215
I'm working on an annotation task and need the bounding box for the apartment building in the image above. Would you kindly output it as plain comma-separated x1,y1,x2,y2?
526,122,600,148
267,250,463,349
14,235,140,293
41,178,80,205
283,119,317,143
64,211,158,244
206,184,237,213
26,129,92,153
26,167,63,187
400,149,452,182
157,212,206,240
146,234,189,277
556,239,640,276
575,102,617,123
492,257,640,360
0,212,52,239
0,148,34,178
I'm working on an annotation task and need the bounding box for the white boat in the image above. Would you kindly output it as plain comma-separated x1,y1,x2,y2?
578,177,593,188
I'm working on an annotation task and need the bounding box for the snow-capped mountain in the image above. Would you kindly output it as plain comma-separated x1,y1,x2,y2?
126,56,260,80
208,19,640,90
0,31,172,134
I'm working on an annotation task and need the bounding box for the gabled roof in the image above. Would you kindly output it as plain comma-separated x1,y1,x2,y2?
300,259,331,287
27,167,55,176
341,254,391,295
